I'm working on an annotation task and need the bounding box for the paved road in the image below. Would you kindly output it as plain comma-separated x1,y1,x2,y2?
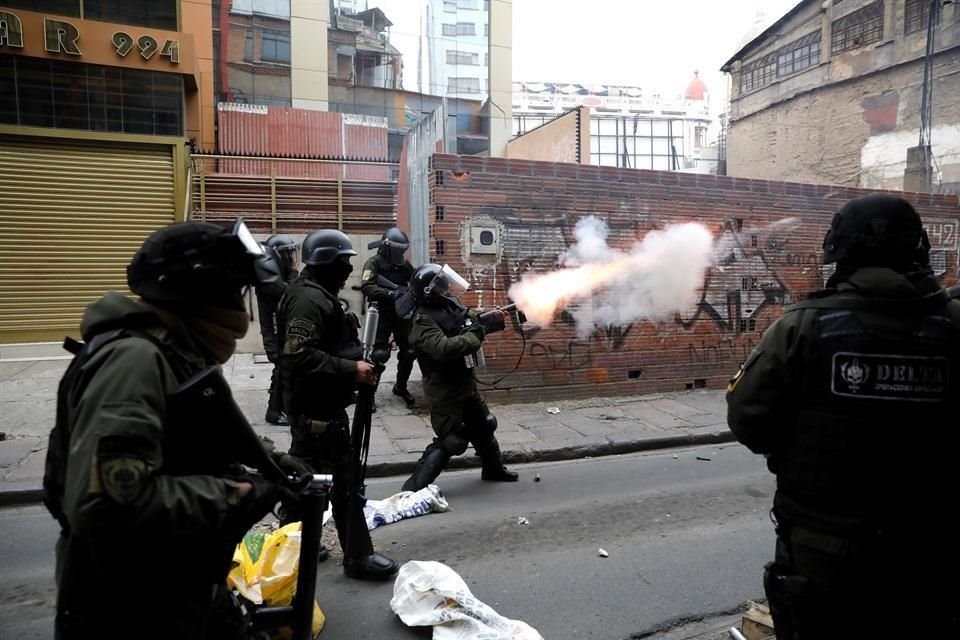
0,443,774,639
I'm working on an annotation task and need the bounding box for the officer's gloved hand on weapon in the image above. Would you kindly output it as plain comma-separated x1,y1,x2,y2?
473,303,526,336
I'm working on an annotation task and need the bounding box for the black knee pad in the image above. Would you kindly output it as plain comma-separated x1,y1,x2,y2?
479,410,497,436
438,432,469,456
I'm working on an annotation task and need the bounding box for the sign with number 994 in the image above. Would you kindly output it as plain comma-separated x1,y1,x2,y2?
112,31,179,63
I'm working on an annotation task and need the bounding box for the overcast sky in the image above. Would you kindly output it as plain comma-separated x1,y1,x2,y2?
374,0,801,113
511,0,800,106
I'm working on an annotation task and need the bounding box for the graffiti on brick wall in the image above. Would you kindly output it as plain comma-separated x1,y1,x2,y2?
677,219,795,334
924,220,959,279
471,213,804,381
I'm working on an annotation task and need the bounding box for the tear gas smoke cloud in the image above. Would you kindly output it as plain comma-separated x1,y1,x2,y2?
508,216,715,337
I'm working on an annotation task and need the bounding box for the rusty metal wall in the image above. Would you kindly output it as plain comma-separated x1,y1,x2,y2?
216,103,389,180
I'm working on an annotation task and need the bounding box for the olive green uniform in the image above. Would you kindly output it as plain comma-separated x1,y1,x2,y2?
277,276,374,560
727,267,960,637
401,301,509,491
50,292,266,640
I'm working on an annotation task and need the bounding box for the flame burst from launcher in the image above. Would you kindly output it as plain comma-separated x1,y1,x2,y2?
508,219,715,335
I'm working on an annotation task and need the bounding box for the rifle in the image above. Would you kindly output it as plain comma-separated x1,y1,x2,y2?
345,304,386,554
375,274,417,320
166,368,330,640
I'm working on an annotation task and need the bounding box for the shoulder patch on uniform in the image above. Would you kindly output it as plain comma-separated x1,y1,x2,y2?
287,318,314,340
99,457,148,505
362,269,374,282
727,348,763,393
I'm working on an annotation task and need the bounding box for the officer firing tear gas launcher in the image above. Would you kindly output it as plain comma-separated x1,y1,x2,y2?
401,264,527,492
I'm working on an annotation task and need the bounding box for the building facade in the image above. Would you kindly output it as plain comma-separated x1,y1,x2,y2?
722,0,960,193
426,0,489,100
0,0,214,343
512,76,715,173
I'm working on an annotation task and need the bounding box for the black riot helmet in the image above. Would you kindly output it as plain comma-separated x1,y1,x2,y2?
264,234,298,277
411,264,444,304
376,227,410,265
127,219,281,310
822,195,930,270
302,229,357,266
411,263,470,304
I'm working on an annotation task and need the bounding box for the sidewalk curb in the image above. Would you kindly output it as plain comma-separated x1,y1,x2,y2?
0,431,737,509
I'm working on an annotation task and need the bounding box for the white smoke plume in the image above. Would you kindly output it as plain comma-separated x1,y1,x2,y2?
508,216,715,337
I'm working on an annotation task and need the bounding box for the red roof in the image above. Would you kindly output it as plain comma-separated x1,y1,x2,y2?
685,71,707,101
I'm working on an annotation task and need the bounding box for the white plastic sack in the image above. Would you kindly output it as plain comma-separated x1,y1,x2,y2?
390,560,544,640
363,485,449,530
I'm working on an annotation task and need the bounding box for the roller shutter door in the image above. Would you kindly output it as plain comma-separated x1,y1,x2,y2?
0,136,177,343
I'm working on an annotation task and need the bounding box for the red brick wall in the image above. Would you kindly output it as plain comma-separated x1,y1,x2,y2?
428,153,960,404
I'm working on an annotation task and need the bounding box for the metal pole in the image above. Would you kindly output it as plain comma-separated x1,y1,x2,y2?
291,474,332,640
337,175,344,230
270,164,277,234
199,171,206,222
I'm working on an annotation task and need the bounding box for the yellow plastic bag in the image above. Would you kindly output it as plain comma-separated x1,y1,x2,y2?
227,522,325,638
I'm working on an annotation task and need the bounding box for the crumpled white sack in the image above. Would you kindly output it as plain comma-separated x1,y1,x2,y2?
363,485,449,530
390,560,544,640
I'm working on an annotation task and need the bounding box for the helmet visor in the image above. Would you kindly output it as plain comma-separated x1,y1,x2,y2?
429,264,470,300
232,218,263,256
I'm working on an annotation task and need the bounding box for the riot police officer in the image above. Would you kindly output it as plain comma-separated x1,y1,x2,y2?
46,220,289,639
278,229,398,581
727,195,960,638
401,263,519,492
257,234,299,425
360,227,417,407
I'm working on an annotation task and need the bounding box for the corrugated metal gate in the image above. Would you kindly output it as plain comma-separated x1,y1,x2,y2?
0,136,177,343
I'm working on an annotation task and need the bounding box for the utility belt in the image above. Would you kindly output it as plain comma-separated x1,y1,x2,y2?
289,415,346,434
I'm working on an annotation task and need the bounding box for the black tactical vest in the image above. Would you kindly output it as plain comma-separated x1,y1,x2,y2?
773,290,960,529
278,277,361,415
414,301,470,378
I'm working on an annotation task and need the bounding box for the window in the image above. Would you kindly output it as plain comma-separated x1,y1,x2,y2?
740,30,821,93
485,52,489,66
456,22,476,35
244,31,254,62
740,51,777,92
1,1,79,17
457,0,478,8
446,50,479,65
777,30,820,76
831,1,883,54
261,30,290,63
442,23,457,36
448,76,480,93
905,0,939,34
0,53,183,135
443,0,456,11
694,126,706,148
84,0,178,30
485,23,489,37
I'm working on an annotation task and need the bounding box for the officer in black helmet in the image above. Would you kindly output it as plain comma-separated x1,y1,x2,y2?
727,195,960,638
277,228,398,581
257,234,299,425
400,263,519,492
46,220,291,639
360,227,417,408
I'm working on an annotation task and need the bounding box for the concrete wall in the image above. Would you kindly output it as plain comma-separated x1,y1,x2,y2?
726,0,960,193
505,107,589,164
291,0,329,110
428,153,960,403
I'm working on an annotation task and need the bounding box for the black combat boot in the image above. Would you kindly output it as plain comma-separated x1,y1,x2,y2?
401,447,450,492
343,552,399,581
392,384,415,408
476,438,519,482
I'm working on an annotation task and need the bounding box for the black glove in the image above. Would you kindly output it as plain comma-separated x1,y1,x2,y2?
226,474,284,532
390,286,409,301
478,309,506,334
